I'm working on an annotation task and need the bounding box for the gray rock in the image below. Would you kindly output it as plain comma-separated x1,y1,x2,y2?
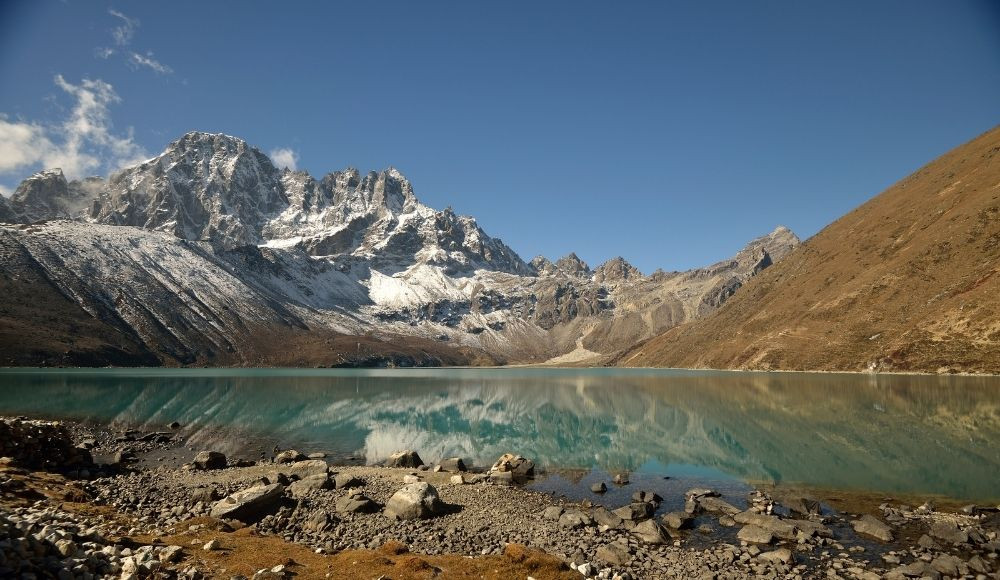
274,449,307,463
613,502,653,522
699,496,741,515
488,453,535,479
631,519,670,544
737,525,773,544
384,482,444,520
631,491,662,506
335,491,379,514
210,483,284,523
662,511,694,530
595,542,630,566
852,514,894,542
542,506,564,521
193,451,226,470
438,457,467,472
268,459,328,482
288,474,331,496
929,521,969,545
733,511,797,540
333,473,363,489
757,548,793,565
593,506,624,529
590,482,607,494
559,509,593,529
387,450,423,468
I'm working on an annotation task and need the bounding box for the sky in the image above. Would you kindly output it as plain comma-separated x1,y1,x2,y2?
1,1,998,272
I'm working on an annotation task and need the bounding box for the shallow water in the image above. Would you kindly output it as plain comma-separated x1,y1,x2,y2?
0,368,998,502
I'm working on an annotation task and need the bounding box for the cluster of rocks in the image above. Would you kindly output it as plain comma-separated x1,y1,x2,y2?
0,501,196,580
0,418,93,473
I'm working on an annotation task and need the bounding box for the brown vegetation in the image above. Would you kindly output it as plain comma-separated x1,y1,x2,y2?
618,125,1000,373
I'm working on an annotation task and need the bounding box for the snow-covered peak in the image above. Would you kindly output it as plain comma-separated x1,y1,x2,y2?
6,168,96,222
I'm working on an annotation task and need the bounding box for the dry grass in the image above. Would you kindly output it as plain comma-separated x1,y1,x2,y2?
619,125,1000,374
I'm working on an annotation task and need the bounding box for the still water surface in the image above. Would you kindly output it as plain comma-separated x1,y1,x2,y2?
0,368,997,502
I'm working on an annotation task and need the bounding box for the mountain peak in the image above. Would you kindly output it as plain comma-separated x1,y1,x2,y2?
555,252,591,277
594,256,643,284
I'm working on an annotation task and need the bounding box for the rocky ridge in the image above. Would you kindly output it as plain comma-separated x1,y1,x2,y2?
0,131,798,366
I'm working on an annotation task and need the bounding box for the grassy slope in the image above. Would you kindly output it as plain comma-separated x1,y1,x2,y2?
618,125,1000,373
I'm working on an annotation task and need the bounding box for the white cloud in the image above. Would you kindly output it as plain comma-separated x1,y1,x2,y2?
269,147,299,171
0,184,11,198
0,76,148,180
129,51,173,75
109,9,138,47
98,10,175,76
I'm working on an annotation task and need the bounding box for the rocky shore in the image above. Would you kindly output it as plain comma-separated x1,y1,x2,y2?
1,417,999,580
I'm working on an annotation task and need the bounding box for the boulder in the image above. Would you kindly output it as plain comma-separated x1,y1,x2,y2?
333,473,363,489
631,519,670,544
542,506,564,521
929,521,968,545
193,451,227,471
274,449,307,464
450,474,466,484
852,514,894,542
387,450,423,468
593,506,624,529
288,474,332,496
613,473,629,485
210,483,284,523
595,542,630,566
737,525,774,544
590,482,607,494
632,491,662,506
559,509,593,529
489,453,535,479
733,511,797,540
438,457,467,472
304,511,332,533
757,548,793,565
268,459,328,482
384,482,444,520
699,496,741,515
336,491,379,514
613,502,653,522
662,511,694,530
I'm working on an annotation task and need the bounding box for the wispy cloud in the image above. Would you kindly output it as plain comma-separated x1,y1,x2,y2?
129,51,173,75
109,9,138,47
97,9,174,75
0,76,148,180
269,148,299,171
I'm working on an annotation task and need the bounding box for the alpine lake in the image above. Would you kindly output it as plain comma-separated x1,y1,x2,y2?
1,367,998,509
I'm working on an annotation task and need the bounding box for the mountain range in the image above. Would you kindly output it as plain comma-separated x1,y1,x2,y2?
0,131,798,367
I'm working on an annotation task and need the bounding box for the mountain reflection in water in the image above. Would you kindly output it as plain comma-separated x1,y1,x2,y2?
0,368,997,501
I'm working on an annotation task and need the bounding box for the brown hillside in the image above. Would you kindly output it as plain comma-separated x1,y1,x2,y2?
618,125,1000,373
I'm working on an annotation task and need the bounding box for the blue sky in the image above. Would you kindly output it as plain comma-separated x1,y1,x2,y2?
1,1,998,272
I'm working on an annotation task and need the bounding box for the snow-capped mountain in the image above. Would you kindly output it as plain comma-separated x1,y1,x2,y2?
0,132,799,367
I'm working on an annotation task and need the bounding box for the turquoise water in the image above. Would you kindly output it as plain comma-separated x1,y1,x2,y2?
0,368,998,501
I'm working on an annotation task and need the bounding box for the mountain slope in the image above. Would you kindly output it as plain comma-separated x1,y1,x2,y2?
0,131,798,367
619,125,1000,373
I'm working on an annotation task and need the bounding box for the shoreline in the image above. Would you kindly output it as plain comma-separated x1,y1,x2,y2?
2,416,999,579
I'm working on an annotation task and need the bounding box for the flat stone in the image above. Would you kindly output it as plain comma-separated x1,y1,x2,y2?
737,525,774,544
209,483,284,523
929,521,968,545
733,511,797,539
699,496,741,515
288,474,331,496
852,514,894,542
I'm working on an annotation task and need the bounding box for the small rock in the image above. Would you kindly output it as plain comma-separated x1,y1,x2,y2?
193,451,227,470
387,450,423,468
591,482,607,494
384,482,444,520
